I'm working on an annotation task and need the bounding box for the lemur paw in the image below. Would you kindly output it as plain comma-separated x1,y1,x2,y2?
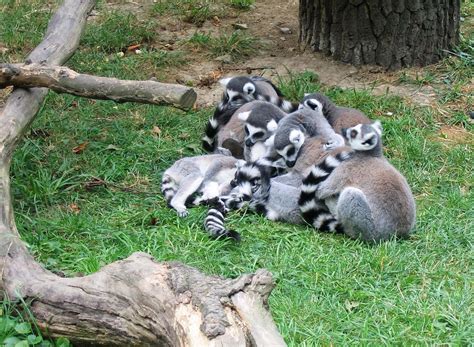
176,208,189,217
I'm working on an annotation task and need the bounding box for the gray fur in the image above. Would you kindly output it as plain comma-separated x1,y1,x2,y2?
300,93,371,134
217,101,287,161
226,163,303,224
161,154,239,217
271,107,345,169
312,122,416,242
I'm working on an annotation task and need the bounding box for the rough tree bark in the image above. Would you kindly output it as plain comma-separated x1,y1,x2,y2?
299,0,461,70
0,63,197,110
0,0,285,345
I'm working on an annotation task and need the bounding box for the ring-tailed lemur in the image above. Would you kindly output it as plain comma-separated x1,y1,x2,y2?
299,93,371,134
204,197,241,241
268,106,345,169
161,154,240,217
225,161,304,224
300,121,416,242
214,100,288,160
202,76,297,152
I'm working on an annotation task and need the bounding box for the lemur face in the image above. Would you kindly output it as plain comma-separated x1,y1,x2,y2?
342,121,382,151
227,163,264,209
220,77,257,105
239,111,279,147
275,129,305,168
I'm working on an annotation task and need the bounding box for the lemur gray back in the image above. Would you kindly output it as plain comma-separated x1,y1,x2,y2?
300,93,371,134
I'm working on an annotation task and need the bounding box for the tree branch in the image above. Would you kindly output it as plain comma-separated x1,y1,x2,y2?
0,63,197,110
0,1,285,345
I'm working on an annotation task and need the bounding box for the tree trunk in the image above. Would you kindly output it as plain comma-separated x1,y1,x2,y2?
299,0,461,70
0,1,285,345
0,63,197,110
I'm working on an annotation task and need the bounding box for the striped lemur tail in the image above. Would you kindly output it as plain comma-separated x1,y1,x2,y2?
161,175,178,205
298,151,352,233
204,197,241,241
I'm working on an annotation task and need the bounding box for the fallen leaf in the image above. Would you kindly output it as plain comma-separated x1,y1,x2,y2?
70,100,78,108
69,203,81,214
344,300,360,312
152,126,162,135
84,177,107,191
72,142,88,154
106,144,121,151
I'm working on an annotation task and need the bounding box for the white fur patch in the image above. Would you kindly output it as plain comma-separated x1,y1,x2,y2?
314,213,333,228
289,129,303,144
249,142,268,162
311,166,329,177
209,118,218,128
282,100,293,111
243,82,255,95
372,120,382,136
227,89,240,100
301,184,318,193
325,156,341,168
299,200,317,213
219,77,232,87
240,166,260,179
202,135,213,144
267,119,278,132
238,111,251,122
264,135,275,147
266,208,280,221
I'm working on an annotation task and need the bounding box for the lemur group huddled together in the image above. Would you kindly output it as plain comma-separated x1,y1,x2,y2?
161,76,416,243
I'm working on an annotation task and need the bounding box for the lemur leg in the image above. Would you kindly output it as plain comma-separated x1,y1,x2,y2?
170,174,204,217
193,181,220,205
337,187,380,242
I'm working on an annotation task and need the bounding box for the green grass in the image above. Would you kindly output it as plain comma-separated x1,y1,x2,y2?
0,298,70,346
2,1,474,346
190,30,259,60
229,0,254,10
152,0,223,26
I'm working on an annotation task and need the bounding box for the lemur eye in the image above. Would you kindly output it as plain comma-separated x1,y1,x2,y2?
244,126,249,135
250,178,260,186
230,179,237,187
362,137,374,146
350,130,358,139
254,131,265,139
287,147,295,157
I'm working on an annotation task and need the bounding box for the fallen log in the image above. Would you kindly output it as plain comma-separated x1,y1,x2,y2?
0,63,197,110
0,0,285,345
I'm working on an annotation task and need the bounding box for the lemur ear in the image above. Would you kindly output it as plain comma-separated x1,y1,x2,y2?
238,111,251,122
289,129,303,144
235,159,246,168
372,120,383,136
266,119,278,132
219,77,232,87
304,93,311,97
243,82,256,95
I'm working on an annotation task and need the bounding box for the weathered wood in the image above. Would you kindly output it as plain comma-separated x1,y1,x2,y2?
0,63,197,110
299,0,461,70
0,1,285,345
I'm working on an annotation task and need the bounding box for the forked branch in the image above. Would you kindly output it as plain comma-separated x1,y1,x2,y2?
0,0,285,345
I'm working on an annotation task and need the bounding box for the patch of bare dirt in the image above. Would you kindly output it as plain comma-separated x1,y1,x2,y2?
436,125,474,145
150,0,440,108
